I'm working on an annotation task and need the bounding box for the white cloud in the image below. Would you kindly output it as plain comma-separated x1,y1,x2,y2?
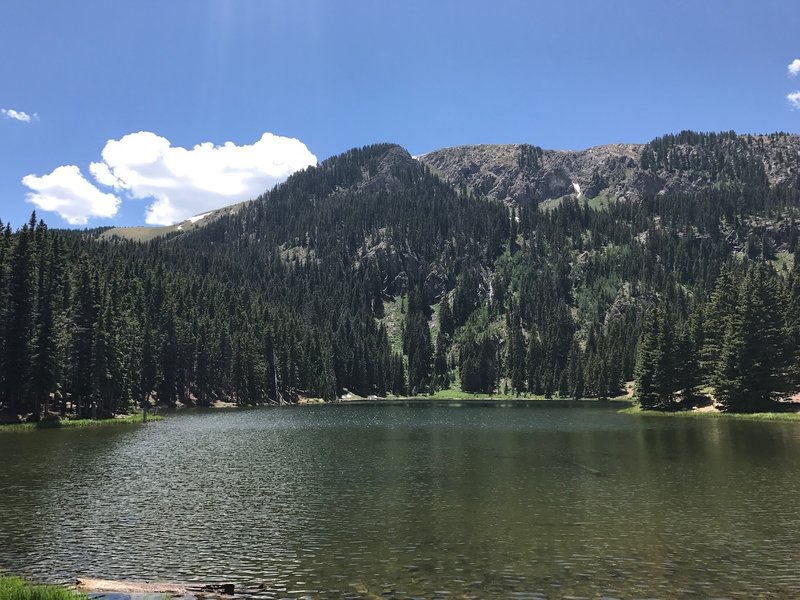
89,131,317,225
788,91,800,110
1,108,37,122
22,166,120,225
789,59,800,77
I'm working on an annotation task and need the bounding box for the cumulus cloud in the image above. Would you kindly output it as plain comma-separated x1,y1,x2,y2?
788,91,800,110
1,108,37,122
789,59,800,77
20,131,315,226
22,166,121,225
89,131,317,225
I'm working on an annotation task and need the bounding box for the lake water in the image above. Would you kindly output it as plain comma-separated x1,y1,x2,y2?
2,401,800,599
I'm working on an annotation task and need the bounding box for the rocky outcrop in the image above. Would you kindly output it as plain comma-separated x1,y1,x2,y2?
355,145,418,196
418,134,800,206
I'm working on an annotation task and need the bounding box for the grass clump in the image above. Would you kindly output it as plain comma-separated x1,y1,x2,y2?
410,385,630,402
422,387,542,400
0,411,163,433
0,576,87,600
619,405,800,422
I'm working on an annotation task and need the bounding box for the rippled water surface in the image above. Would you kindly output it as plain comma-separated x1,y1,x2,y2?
3,402,800,598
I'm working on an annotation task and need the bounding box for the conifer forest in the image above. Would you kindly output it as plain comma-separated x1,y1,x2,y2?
1,133,799,420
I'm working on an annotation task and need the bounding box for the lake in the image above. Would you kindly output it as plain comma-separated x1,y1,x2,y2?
2,401,800,599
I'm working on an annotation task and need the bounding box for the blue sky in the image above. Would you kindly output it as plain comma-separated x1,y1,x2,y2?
1,0,799,228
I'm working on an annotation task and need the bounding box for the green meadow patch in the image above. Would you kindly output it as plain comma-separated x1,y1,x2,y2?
0,576,87,600
619,405,800,422
0,411,163,432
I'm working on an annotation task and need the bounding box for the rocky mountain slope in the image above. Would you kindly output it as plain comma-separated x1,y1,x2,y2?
418,132,800,206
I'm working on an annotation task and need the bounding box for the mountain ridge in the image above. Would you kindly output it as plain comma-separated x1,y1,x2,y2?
418,131,800,207
99,131,800,241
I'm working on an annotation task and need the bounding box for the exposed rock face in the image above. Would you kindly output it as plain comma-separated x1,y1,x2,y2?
355,145,419,196
418,134,800,206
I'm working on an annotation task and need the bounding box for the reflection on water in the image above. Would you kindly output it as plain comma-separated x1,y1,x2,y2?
2,403,800,598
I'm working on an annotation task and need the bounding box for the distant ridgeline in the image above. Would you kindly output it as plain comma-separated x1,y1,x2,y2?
0,132,799,420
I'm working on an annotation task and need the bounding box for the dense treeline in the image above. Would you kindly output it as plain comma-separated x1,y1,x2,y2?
1,136,799,420
0,214,360,417
0,144,508,418
634,260,800,412
638,130,782,186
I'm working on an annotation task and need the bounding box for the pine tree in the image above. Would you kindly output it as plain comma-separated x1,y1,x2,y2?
713,302,748,412
673,323,700,404
2,224,35,414
565,339,584,400
526,331,541,394
70,258,98,418
785,254,800,389
713,264,784,411
634,307,674,410
508,314,527,393
29,227,59,418
433,332,449,390
439,299,454,339
403,288,433,394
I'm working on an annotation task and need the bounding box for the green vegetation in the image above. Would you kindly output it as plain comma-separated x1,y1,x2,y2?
640,130,769,187
585,194,616,211
539,193,616,213
0,576,87,600
415,387,629,401
0,411,162,432
632,259,799,413
99,224,179,242
620,406,800,422
419,385,536,400
537,196,570,212
775,249,795,274
0,134,798,418
378,295,405,354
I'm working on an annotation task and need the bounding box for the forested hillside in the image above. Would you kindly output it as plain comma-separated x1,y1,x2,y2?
1,132,799,421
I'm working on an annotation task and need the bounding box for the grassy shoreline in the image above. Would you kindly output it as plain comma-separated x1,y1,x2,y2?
619,405,800,422
344,392,632,402
0,411,163,432
0,576,87,600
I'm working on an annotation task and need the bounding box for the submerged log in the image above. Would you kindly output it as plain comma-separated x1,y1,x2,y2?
75,578,235,597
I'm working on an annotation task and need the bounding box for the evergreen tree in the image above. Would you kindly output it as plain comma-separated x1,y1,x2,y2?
28,227,59,418
634,307,675,410
713,264,784,411
508,312,527,393
2,223,34,414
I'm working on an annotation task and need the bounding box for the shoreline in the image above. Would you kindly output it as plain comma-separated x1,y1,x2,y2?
0,575,86,600
338,388,633,402
341,395,632,404
0,411,163,433
0,397,633,431
9,399,800,430
619,405,800,422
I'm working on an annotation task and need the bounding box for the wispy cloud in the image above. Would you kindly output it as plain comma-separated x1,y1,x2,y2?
789,59,800,77
22,166,120,225
89,131,317,225
1,108,37,122
788,91,800,110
